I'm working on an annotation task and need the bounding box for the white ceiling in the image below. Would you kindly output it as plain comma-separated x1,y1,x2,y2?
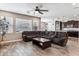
0,3,79,19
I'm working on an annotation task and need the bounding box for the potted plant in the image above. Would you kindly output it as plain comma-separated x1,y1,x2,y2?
0,16,9,41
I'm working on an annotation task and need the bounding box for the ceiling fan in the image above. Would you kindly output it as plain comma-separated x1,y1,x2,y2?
34,6,48,14
27,5,48,14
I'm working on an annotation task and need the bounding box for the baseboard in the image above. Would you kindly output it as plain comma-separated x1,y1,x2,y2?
0,39,22,45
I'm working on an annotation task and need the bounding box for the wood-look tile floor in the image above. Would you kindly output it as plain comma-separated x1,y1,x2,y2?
0,37,79,56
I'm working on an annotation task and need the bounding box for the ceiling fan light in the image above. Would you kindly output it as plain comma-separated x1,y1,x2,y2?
35,11,38,14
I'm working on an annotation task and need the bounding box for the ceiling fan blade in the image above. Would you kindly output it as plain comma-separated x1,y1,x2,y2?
38,11,43,14
40,10,48,12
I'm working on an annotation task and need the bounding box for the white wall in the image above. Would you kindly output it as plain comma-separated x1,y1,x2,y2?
0,10,40,41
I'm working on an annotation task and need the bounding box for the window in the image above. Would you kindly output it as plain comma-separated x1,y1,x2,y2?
33,19,39,31
16,18,32,32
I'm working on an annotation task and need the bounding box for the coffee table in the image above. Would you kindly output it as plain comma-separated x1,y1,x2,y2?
32,38,51,49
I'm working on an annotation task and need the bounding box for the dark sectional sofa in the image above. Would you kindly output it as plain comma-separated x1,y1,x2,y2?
67,31,79,38
22,31,68,46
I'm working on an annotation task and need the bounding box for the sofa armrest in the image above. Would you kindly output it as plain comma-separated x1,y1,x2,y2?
58,37,68,46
